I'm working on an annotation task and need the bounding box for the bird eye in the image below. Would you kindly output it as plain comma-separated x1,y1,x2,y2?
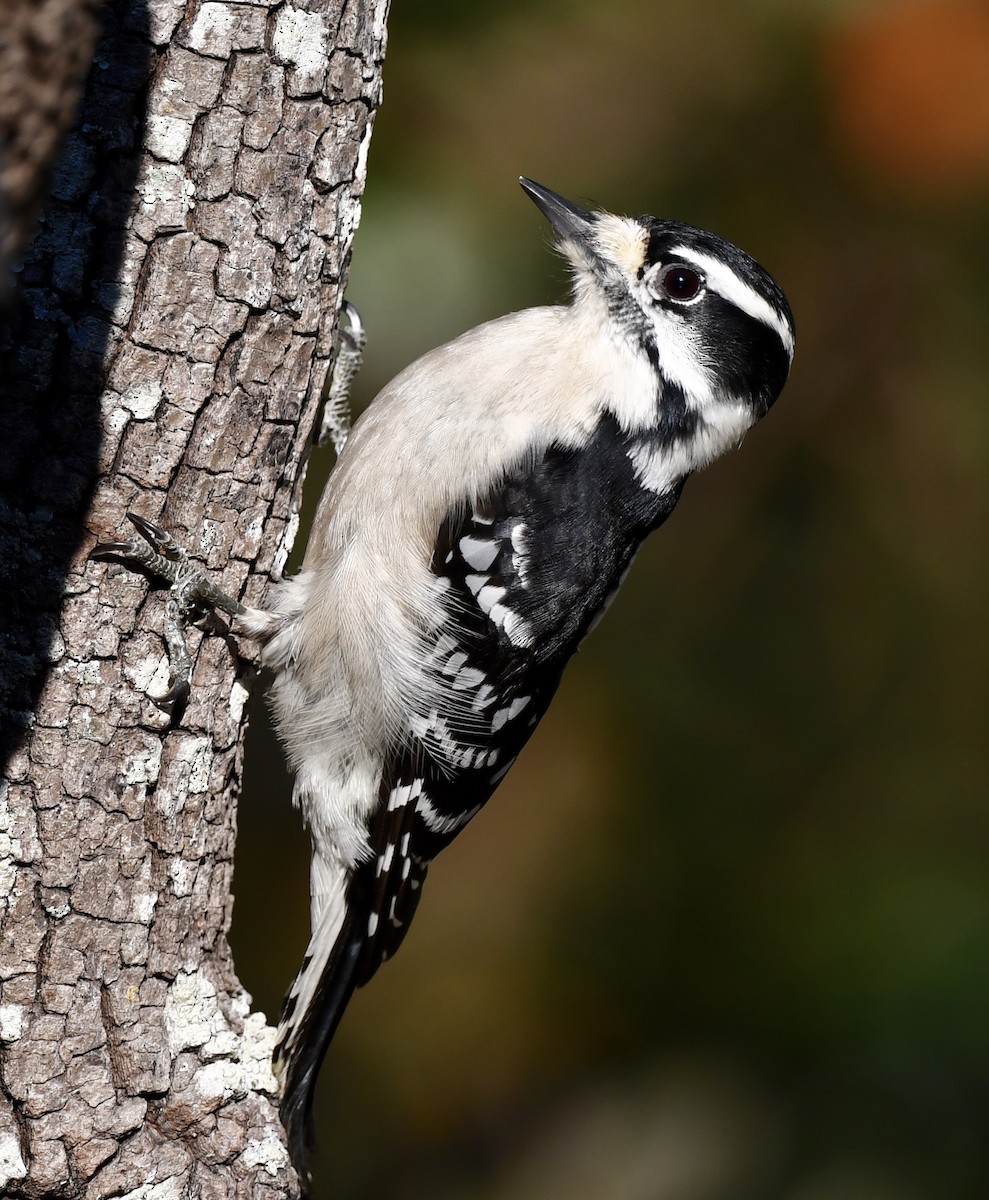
650,264,704,304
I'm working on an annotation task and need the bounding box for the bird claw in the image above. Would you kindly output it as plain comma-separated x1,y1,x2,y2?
128,512,186,562
92,513,247,711
92,513,187,582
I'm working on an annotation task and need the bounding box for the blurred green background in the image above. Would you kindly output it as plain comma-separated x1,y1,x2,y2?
232,1,989,1196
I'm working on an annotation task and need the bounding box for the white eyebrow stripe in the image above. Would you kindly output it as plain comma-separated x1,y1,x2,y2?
671,246,794,360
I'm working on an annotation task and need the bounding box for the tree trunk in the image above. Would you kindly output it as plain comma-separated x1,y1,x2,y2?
0,0,389,1194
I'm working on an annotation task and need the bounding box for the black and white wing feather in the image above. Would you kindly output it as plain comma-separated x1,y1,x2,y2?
359,413,689,955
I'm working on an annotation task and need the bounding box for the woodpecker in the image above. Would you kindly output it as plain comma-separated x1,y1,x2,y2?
97,178,794,1188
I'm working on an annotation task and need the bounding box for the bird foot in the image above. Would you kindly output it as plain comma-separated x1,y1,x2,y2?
92,514,249,709
317,300,366,454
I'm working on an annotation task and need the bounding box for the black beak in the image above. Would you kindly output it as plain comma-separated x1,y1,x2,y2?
519,178,595,244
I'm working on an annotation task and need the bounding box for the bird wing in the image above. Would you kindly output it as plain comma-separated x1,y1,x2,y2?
356,412,684,979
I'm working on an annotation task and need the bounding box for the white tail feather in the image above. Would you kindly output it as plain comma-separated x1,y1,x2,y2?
273,850,347,1076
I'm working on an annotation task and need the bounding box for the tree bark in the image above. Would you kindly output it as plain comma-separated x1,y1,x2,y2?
0,0,389,1194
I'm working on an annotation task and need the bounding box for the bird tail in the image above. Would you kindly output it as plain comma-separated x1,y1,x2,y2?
274,858,373,1190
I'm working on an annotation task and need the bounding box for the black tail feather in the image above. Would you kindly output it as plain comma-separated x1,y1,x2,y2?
278,875,371,1191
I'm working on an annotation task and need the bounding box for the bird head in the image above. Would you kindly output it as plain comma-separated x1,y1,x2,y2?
519,177,794,446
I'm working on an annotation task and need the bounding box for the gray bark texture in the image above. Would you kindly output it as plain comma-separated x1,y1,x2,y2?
0,0,389,1195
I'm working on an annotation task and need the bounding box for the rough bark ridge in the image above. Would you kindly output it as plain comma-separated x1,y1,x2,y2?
0,0,389,1195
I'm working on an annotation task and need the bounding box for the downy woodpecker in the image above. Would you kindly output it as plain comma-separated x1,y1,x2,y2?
99,178,794,1186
